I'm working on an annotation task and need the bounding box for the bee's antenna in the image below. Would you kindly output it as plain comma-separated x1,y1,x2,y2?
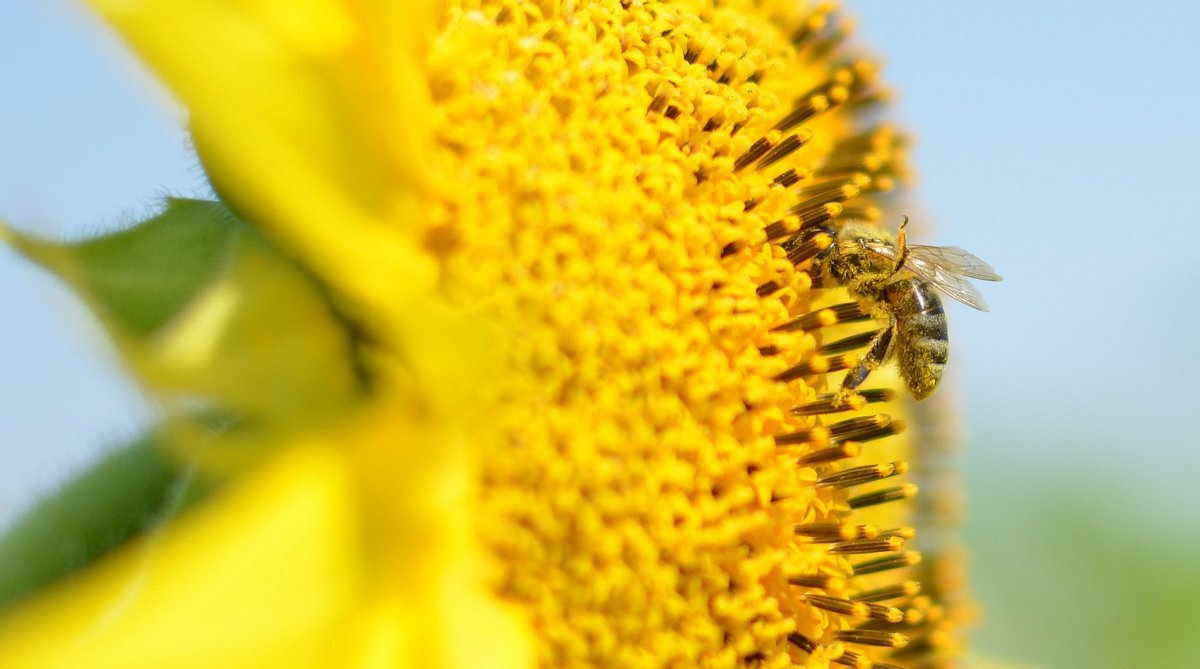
893,215,910,274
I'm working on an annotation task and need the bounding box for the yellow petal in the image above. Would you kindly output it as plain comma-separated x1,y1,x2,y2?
86,0,440,312
0,443,360,669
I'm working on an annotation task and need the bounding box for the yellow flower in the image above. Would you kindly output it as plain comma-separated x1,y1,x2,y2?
0,1,974,668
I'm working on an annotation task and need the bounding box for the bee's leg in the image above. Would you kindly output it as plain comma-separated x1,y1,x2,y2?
831,323,895,408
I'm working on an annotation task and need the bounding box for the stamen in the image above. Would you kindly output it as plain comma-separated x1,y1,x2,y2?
840,206,882,222
773,168,805,188
789,3,836,46
762,217,802,242
784,231,832,265
832,650,871,668
787,183,860,215
909,595,935,615
805,594,869,618
797,172,871,198
819,329,878,354
864,174,896,194
756,281,782,297
828,415,891,440
834,124,899,154
852,551,922,576
734,136,774,172
756,130,813,169
787,632,819,654
774,352,853,383
815,153,886,177
772,302,869,332
796,442,862,465
806,595,903,624
792,388,893,415
844,60,880,93
829,415,903,443
774,423,831,446
901,607,926,625
865,602,906,623
787,573,847,590
855,580,921,603
807,18,856,63
773,93,833,133
828,536,905,555
846,88,892,113
878,526,916,541
848,484,919,510
835,629,910,649
818,461,908,488
794,522,878,541
791,201,843,232
888,631,951,659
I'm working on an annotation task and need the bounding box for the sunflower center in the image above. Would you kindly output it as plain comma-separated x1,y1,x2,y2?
422,1,954,667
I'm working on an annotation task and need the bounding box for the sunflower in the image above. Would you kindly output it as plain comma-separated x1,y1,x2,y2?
0,1,973,667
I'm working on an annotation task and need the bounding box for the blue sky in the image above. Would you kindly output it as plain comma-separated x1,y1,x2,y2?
0,3,202,525
4,2,1200,665
851,0,1200,529
853,4,1200,663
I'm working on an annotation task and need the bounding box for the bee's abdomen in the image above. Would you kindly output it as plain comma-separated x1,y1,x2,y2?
888,279,948,400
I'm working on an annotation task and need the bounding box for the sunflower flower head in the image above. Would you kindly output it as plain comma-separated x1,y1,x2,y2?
424,1,968,666
0,1,975,668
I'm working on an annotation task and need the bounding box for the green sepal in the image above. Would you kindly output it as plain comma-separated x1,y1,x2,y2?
4,198,363,424
0,435,214,610
7,199,238,337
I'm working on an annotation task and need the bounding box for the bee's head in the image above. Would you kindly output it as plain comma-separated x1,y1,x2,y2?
818,222,900,288
837,221,896,249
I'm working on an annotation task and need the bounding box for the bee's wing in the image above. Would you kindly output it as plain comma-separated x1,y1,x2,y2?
904,246,996,311
911,245,1003,281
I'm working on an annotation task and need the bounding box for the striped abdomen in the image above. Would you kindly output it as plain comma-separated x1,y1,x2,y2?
885,277,948,400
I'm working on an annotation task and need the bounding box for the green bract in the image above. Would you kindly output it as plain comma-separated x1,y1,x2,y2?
1,198,363,607
5,198,361,423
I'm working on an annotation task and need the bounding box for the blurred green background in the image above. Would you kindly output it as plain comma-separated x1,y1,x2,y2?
3,2,1200,667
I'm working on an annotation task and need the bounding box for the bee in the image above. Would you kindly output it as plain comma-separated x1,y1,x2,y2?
807,216,1001,405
